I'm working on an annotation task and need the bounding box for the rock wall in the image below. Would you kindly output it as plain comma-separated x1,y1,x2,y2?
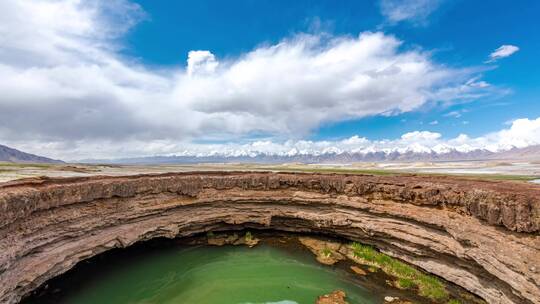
0,172,538,304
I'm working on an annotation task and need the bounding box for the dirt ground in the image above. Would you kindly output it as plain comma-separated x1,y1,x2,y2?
1,160,540,183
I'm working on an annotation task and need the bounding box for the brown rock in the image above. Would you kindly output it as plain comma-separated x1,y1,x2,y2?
299,237,345,265
207,233,260,247
207,235,228,246
232,234,260,247
350,265,367,276
0,172,538,304
316,290,348,304
383,296,413,304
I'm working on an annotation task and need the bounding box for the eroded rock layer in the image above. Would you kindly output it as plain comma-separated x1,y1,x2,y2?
0,172,539,304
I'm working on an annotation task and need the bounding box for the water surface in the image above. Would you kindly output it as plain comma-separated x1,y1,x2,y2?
31,244,379,304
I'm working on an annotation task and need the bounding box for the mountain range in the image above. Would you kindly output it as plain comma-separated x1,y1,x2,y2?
82,145,540,164
2,142,538,165
0,144,63,163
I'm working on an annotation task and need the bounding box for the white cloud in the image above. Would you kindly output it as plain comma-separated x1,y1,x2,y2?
0,0,503,160
429,120,439,125
489,117,540,149
379,0,442,25
187,50,219,76
444,111,462,118
6,117,540,161
487,45,519,62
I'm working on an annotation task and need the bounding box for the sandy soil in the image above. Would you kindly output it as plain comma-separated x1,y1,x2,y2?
1,161,540,183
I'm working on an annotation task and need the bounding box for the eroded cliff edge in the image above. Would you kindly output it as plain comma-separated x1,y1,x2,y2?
0,172,539,304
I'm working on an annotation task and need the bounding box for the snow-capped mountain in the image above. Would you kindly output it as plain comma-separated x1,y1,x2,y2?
82,145,540,164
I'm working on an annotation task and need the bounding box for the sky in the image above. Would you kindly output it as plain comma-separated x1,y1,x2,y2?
0,0,539,160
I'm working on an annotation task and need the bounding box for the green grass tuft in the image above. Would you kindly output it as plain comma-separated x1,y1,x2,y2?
417,274,447,300
321,247,332,258
244,231,253,241
351,242,379,263
396,278,415,289
350,242,448,301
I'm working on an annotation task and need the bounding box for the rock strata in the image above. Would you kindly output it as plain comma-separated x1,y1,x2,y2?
206,232,260,247
0,172,539,304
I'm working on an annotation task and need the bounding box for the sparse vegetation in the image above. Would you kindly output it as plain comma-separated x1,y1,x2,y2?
459,292,488,304
257,165,539,182
321,247,333,258
396,278,415,289
244,231,253,241
0,162,55,169
350,242,448,301
447,299,461,304
206,231,215,238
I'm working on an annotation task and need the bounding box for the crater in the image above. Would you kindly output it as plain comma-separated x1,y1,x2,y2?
0,172,539,304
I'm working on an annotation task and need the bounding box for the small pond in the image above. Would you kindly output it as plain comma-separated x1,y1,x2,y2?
22,233,480,304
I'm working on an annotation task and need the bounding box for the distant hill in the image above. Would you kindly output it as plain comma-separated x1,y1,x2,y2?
0,144,63,163
82,145,540,165
486,145,540,161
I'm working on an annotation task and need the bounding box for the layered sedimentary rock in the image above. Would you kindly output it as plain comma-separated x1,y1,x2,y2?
0,172,538,304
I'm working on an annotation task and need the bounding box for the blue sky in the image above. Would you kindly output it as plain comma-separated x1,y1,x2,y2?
0,0,539,159
125,0,539,140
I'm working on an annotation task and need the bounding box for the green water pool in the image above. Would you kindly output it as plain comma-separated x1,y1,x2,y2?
33,243,381,304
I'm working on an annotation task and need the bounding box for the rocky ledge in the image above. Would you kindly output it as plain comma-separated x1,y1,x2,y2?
316,290,349,304
0,172,538,304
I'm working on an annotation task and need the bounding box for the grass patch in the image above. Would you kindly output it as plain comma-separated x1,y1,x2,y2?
321,247,332,258
257,165,539,182
350,242,448,301
0,162,55,169
244,231,253,241
397,278,415,289
447,299,461,304
351,242,379,261
417,274,448,300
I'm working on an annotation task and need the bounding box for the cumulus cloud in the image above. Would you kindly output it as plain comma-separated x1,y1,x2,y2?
187,50,219,76
6,117,540,160
487,45,519,62
149,117,540,157
0,0,504,159
379,0,442,25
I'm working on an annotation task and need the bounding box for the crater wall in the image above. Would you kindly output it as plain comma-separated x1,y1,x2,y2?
0,172,538,304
